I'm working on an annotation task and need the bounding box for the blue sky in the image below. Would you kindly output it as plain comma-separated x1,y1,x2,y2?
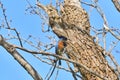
0,0,120,80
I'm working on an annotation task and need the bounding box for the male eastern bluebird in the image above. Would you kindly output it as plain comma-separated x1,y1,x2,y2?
55,37,67,65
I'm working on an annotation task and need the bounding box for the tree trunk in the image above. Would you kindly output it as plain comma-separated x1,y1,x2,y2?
37,1,119,79
64,29,118,80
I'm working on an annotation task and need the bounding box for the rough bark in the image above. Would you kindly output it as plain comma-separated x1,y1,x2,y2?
64,29,118,80
37,1,119,79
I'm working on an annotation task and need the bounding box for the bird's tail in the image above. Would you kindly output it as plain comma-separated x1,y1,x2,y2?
58,60,61,65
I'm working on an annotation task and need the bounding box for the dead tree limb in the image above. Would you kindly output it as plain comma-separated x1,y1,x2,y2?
112,0,120,12
0,35,43,80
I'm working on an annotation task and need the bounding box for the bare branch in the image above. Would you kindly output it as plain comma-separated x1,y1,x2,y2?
0,1,23,47
0,2,10,29
81,1,95,7
0,35,43,80
104,24,120,40
112,0,120,12
81,1,120,41
66,62,80,80
14,45,107,80
91,1,120,41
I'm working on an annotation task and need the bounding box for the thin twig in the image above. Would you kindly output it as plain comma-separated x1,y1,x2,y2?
14,45,107,80
92,1,120,76
0,2,10,29
47,61,58,80
0,1,23,47
0,35,43,80
66,61,79,80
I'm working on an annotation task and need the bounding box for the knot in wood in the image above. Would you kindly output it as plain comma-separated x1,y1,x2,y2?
8,45,15,53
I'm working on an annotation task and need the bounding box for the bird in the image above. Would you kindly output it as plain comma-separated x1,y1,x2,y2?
47,37,67,80
60,0,91,33
46,36,67,80
55,36,67,65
